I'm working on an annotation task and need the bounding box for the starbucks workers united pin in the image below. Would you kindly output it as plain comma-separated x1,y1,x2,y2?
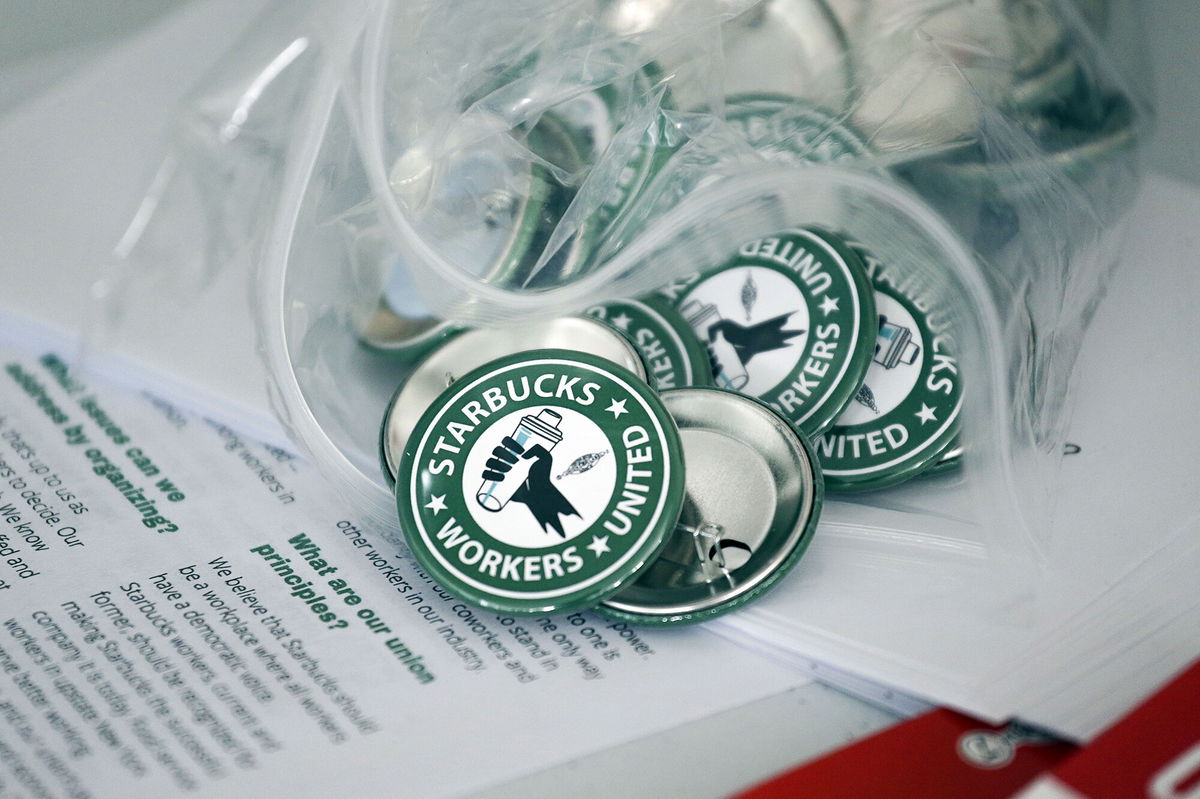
586,296,713,390
397,350,684,615
663,228,875,437
725,93,872,166
815,245,963,491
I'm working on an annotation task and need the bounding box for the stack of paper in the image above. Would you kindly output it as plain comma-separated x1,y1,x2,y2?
0,314,829,797
713,173,1200,741
2,0,1197,768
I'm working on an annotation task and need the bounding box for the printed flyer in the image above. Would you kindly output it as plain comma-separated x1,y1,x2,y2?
0,330,802,798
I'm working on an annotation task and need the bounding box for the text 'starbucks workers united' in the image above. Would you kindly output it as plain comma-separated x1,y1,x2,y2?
815,245,963,491
397,350,684,614
586,296,712,390
662,228,876,437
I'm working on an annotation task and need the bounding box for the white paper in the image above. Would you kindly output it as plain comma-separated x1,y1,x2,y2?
716,173,1200,739
0,329,803,798
3,0,1193,753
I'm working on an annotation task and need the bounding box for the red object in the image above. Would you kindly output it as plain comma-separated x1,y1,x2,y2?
737,708,1077,799
1012,659,1200,799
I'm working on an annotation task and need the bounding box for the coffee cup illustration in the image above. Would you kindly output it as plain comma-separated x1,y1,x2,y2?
681,300,750,390
873,315,920,370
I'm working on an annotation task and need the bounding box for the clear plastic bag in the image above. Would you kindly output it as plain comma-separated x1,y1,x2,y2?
107,0,1149,628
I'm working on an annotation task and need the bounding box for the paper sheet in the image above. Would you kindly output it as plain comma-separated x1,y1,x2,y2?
716,173,1200,740
0,328,803,798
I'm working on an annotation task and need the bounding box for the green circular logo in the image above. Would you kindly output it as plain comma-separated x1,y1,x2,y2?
397,350,684,614
815,246,963,491
662,228,876,437
726,93,872,166
586,296,712,390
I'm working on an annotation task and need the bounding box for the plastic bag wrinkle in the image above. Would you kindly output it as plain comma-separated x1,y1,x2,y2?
103,0,1151,578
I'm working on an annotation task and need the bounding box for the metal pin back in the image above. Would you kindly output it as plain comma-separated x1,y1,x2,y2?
599,387,823,625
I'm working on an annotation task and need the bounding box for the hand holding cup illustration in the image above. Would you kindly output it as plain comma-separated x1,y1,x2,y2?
476,409,580,537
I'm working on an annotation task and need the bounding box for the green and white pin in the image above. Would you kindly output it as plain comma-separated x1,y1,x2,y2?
553,72,670,233
662,227,876,437
542,65,678,272
362,120,554,357
725,92,872,166
600,388,823,626
497,113,597,291
920,441,963,478
396,350,685,615
359,269,465,363
586,296,713,390
815,245,963,492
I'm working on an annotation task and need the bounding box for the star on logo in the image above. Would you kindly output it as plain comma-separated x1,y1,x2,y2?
586,535,611,558
610,312,632,331
424,494,447,515
916,403,938,425
819,295,840,316
606,398,629,419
